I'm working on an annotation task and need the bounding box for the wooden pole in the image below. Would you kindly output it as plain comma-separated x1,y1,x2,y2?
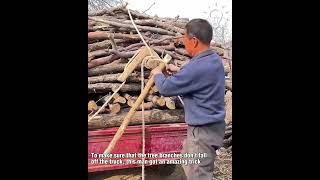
103,54,171,154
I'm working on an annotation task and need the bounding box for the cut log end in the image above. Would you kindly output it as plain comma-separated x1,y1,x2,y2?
113,96,126,104
109,103,121,114
165,97,176,109
88,100,98,112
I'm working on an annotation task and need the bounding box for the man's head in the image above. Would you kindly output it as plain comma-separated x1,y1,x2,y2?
183,19,213,57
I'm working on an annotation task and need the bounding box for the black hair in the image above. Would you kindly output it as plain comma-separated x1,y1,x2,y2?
185,19,213,45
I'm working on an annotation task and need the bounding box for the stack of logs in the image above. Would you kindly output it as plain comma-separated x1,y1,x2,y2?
88,4,232,130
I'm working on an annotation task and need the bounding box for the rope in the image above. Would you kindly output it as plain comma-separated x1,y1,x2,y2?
127,9,148,180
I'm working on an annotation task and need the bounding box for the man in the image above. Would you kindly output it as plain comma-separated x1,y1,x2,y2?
151,19,226,180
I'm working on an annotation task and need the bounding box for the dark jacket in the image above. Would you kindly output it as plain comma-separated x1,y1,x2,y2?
154,49,225,125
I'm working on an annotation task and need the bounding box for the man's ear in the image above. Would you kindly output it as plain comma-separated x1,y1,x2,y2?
192,37,198,48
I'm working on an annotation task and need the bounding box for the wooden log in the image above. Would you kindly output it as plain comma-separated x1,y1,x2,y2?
88,31,142,41
153,43,176,51
109,103,121,114
175,48,191,57
124,94,137,107
120,19,185,33
118,8,153,19
88,39,128,51
113,96,126,104
211,46,224,56
224,90,232,124
89,17,177,36
88,60,134,76
88,50,137,69
164,97,176,109
136,102,155,110
88,50,109,61
88,42,164,62
88,73,143,83
88,109,185,129
225,80,232,91
152,95,166,106
88,83,141,93
88,100,98,112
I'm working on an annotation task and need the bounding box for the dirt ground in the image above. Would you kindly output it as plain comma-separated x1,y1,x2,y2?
88,148,232,180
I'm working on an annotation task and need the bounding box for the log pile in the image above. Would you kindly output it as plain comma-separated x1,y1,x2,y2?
88,4,232,130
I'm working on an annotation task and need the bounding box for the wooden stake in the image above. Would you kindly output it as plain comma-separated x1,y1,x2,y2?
103,54,172,154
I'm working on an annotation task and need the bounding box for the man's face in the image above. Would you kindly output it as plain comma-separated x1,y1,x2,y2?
182,31,198,57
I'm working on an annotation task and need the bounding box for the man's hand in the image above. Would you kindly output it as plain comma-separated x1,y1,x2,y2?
166,64,180,75
150,66,163,77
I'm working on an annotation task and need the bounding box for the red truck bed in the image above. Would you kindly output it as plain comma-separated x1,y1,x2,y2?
88,123,188,173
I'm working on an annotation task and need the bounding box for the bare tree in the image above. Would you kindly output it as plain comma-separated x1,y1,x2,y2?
203,2,232,46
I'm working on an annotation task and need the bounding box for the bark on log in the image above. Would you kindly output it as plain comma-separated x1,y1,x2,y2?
136,102,156,110
88,50,137,69
120,19,184,33
88,83,141,93
88,60,125,76
224,90,232,124
88,73,144,83
88,31,145,41
175,48,191,57
88,39,129,51
88,60,142,76
89,17,177,36
88,50,109,61
88,109,185,129
118,8,153,19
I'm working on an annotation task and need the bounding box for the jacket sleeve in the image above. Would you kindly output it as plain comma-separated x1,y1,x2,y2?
154,66,197,97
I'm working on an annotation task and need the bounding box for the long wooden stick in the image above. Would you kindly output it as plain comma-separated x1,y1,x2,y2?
103,55,171,154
